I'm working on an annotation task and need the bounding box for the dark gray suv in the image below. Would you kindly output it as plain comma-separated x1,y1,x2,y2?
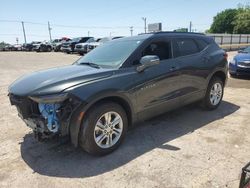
8,32,228,155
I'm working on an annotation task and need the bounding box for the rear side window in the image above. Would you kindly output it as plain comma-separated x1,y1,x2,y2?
173,38,199,57
195,39,209,51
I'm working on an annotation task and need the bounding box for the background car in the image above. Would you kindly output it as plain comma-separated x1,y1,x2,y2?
87,36,123,52
51,37,71,52
22,41,41,51
33,41,53,52
61,37,92,54
229,46,250,77
74,37,95,55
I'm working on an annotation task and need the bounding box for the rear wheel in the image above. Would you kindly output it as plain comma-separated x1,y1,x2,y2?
79,102,128,155
201,77,224,110
47,46,52,52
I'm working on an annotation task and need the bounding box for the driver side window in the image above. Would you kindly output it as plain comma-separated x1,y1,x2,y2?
142,41,172,61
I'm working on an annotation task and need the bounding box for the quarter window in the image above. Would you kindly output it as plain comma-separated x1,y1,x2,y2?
195,39,208,51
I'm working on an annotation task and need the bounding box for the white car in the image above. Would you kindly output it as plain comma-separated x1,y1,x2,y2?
74,37,95,55
87,37,123,52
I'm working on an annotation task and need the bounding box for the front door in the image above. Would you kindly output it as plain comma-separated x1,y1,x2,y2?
134,39,182,120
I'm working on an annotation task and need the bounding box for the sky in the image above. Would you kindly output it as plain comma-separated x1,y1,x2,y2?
0,0,249,44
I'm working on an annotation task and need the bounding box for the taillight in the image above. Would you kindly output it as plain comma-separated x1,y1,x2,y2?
223,53,228,61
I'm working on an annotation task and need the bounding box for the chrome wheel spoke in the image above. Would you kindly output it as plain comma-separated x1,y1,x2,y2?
104,112,111,124
111,116,121,127
96,121,105,131
96,133,106,144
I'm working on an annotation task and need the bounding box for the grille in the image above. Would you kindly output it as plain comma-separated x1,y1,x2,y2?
238,61,250,68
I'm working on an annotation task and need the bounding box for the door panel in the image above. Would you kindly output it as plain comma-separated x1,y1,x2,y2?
135,58,181,120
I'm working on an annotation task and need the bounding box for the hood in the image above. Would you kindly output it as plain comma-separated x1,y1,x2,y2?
76,42,88,47
9,64,113,96
88,42,101,46
235,53,250,62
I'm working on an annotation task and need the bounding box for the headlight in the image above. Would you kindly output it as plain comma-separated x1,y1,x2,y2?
230,59,236,65
29,93,68,103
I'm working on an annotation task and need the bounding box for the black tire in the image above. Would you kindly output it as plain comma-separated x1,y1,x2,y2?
47,46,52,52
201,76,224,110
79,102,128,155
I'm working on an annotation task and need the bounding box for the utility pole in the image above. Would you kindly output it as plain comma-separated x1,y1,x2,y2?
189,21,192,32
21,21,27,45
130,26,133,36
88,31,90,37
48,21,52,42
142,17,147,33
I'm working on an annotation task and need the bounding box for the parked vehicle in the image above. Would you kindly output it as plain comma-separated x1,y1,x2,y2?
61,37,92,54
8,32,228,155
0,42,10,51
22,41,41,51
87,36,123,52
51,37,71,52
4,44,23,51
74,37,95,55
33,41,53,52
229,46,250,77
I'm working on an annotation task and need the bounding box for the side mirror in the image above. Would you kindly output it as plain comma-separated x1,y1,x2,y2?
137,55,160,72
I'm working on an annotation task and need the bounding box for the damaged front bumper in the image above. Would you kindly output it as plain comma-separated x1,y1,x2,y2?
9,93,82,141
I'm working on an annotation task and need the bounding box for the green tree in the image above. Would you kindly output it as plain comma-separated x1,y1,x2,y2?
233,7,250,34
209,9,238,33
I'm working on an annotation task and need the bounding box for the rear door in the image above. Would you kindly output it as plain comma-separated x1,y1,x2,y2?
172,37,209,104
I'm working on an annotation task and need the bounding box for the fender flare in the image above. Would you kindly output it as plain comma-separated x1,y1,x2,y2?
69,91,135,147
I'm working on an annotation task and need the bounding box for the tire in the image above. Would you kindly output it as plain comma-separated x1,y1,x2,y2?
47,46,52,52
201,76,224,110
79,102,128,155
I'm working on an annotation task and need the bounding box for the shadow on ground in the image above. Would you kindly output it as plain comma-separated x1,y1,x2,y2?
20,101,239,178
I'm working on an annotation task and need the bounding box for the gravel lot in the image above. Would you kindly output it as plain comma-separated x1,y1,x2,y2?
0,51,249,188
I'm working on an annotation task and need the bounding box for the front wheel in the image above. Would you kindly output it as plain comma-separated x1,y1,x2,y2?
201,77,224,110
79,102,128,155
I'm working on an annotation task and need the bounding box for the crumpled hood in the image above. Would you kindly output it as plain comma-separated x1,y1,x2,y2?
9,64,113,96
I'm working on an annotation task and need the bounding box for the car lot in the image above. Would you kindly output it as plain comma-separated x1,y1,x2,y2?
0,51,249,188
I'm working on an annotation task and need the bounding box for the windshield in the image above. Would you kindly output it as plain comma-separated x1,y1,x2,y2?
76,39,143,68
243,46,250,53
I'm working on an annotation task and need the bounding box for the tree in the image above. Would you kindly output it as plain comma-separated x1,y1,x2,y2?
209,9,238,33
233,7,250,34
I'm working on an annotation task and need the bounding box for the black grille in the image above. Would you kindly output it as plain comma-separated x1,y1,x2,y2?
9,94,39,119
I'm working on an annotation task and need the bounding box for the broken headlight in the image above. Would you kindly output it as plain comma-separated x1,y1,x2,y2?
29,93,69,133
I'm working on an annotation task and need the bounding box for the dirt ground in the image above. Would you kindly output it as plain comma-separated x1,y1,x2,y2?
0,51,249,188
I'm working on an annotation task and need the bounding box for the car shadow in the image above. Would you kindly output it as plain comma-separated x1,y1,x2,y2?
20,100,240,178
231,75,250,80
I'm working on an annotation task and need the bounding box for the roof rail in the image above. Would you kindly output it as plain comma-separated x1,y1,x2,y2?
154,31,205,35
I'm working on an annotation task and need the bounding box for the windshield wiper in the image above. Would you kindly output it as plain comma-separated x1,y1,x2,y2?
78,62,100,69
